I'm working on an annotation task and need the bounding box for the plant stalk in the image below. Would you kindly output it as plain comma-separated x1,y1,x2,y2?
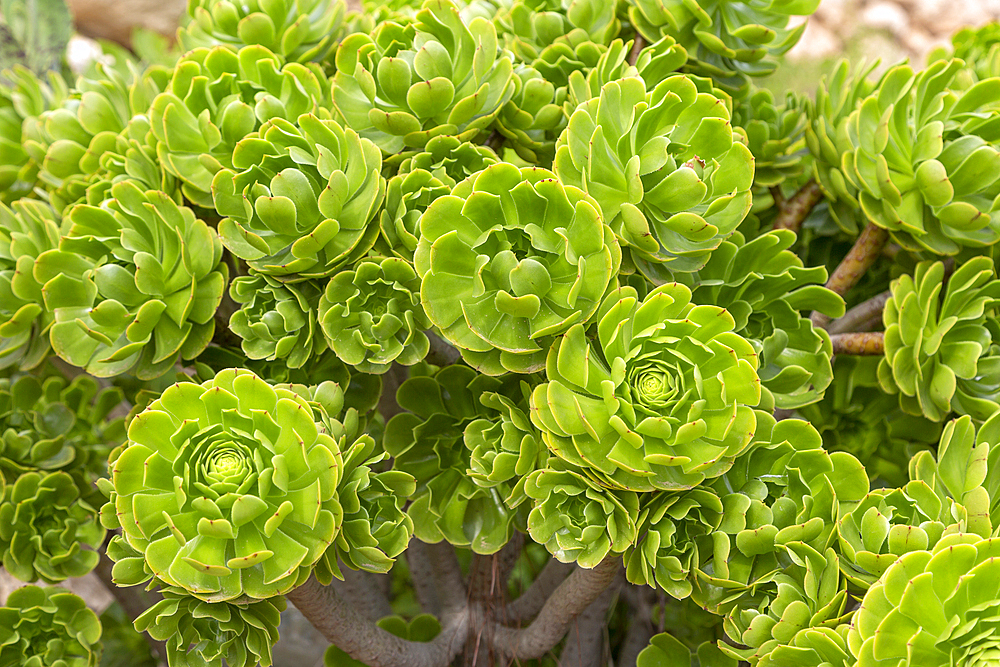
827,290,891,335
830,332,885,355
772,179,822,233
812,221,890,328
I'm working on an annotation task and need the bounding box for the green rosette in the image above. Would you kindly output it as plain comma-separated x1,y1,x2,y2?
229,274,328,369
0,471,105,583
33,182,228,380
318,257,431,374
674,230,844,410
494,0,620,65
0,586,101,667
0,200,62,371
523,458,640,568
331,0,516,154
150,45,328,207
625,0,820,96
384,365,522,554
414,162,621,375
878,258,1000,422
134,593,284,667
624,488,723,599
554,75,754,277
213,113,384,281
493,64,568,164
101,369,351,602
530,283,761,491
844,59,1000,254
178,0,347,63
733,87,808,190
848,533,1000,667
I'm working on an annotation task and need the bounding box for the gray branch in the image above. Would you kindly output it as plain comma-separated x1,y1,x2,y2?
504,558,575,624
559,571,622,667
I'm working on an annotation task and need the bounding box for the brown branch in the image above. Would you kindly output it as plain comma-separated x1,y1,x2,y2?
406,540,443,616
772,180,822,233
287,576,470,667
504,558,575,624
94,548,168,664
830,332,885,356
463,535,523,667
769,185,785,210
492,555,623,660
426,331,463,367
559,571,622,667
628,36,646,67
811,221,890,329
334,568,394,622
484,131,504,154
827,290,891,335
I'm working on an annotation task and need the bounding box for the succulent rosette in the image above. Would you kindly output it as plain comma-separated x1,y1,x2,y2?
624,488,723,599
384,365,522,554
331,0,516,154
33,182,228,380
0,67,67,204
415,162,621,374
848,533,1000,667
692,415,869,617
939,22,1000,82
213,113,384,280
494,0,620,64
761,625,853,667
675,230,844,410
134,592,284,667
229,274,328,369
626,0,820,95
878,258,1000,422
636,633,736,667
523,458,639,568
178,0,347,63
530,283,761,491
102,369,351,602
0,586,102,667
0,471,105,583
798,356,939,487
150,45,328,207
318,257,432,374
721,543,852,666
554,75,754,277
493,64,568,163
733,88,808,189
0,199,62,371
0,374,125,485
844,59,1000,254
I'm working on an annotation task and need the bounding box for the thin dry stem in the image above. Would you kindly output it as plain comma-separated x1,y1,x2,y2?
830,332,886,355
812,221,890,329
772,180,822,233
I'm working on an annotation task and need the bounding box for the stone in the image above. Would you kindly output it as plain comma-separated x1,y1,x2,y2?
788,20,842,59
861,1,910,36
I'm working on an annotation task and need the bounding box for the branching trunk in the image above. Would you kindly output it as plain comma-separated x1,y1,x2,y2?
617,586,656,667
334,568,394,622
812,222,890,328
827,290,891,335
772,180,823,233
830,332,886,355
559,571,622,667
504,558,574,624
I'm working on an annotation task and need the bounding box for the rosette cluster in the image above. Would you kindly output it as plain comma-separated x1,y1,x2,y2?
415,162,621,374
530,283,761,491
0,586,102,666
229,275,327,369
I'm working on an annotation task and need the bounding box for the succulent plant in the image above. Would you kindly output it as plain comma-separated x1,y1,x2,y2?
673,230,844,410
732,88,808,189
625,0,820,95
0,470,105,583
494,0,620,64
178,0,347,63
523,458,640,568
0,373,125,485
384,365,523,554
848,533,1000,667
878,258,1000,422
151,45,329,207
213,113,384,280
102,369,353,602
134,593,284,667
939,22,1000,82
844,59,1000,254
0,585,102,666
530,283,761,491
554,74,754,277
318,257,431,374
229,274,328,369
493,64,568,163
33,182,228,380
0,199,62,371
415,162,621,374
692,415,869,617
636,632,736,667
760,624,852,667
624,488,723,599
331,0,516,154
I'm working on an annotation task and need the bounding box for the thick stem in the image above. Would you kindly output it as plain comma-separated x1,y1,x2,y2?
827,290,891,335
772,180,822,233
378,363,407,422
407,540,443,616
94,549,168,664
628,36,646,66
492,556,623,660
288,576,469,667
426,331,463,367
504,558,575,624
484,131,504,154
463,536,523,667
559,572,622,667
335,568,394,622
617,586,656,667
811,221,890,329
830,332,885,356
